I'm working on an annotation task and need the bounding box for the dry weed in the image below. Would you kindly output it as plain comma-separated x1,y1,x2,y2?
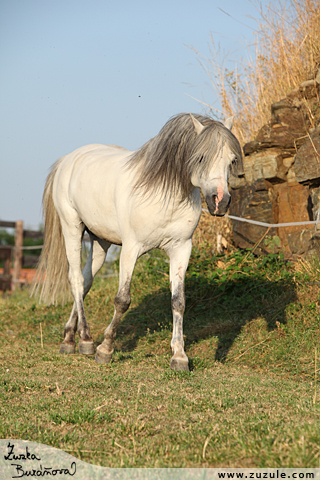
193,210,233,253
190,0,320,144
294,256,320,279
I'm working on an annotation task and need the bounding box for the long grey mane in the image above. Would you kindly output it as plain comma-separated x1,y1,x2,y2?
127,113,243,200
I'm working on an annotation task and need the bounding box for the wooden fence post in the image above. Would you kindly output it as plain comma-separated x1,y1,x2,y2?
12,220,23,292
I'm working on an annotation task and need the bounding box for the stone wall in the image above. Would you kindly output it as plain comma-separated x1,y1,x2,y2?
229,70,320,257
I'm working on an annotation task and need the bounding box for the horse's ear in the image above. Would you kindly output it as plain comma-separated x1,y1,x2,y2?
224,116,234,131
190,114,204,135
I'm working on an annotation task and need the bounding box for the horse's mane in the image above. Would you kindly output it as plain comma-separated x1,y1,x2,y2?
127,113,243,201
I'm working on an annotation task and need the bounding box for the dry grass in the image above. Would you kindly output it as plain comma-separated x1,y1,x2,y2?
190,0,320,144
193,207,233,254
294,256,320,278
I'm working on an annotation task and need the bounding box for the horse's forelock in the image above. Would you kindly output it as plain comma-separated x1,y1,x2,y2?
188,121,243,178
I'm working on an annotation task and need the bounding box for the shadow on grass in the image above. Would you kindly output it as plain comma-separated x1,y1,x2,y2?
97,273,297,363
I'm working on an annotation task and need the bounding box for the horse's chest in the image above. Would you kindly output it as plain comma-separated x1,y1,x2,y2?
132,206,201,247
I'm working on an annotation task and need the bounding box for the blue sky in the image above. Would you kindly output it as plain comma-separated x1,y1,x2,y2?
0,0,262,229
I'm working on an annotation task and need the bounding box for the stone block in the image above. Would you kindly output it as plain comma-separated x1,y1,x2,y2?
229,148,291,189
230,180,274,249
306,234,320,258
271,181,313,255
244,95,310,155
293,129,320,183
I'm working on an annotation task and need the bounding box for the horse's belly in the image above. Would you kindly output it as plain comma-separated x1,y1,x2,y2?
72,199,122,245
84,216,122,245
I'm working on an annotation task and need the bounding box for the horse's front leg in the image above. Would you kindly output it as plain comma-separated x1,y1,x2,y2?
167,240,192,371
95,244,139,364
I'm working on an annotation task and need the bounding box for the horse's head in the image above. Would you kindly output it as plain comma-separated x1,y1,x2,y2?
189,114,243,217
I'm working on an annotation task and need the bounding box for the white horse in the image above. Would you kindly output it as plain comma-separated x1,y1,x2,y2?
33,113,243,371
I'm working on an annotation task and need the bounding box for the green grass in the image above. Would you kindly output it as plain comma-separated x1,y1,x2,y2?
1,247,320,467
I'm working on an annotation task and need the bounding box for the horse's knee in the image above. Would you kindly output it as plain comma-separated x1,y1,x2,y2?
172,288,185,315
114,290,131,314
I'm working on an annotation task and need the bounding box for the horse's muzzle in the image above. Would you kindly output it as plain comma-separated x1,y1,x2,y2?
205,193,231,217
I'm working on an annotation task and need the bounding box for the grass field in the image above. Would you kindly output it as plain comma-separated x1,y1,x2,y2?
1,247,320,467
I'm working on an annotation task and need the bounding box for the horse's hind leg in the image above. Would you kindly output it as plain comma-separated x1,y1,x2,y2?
95,243,139,364
167,240,192,371
60,235,111,354
58,219,94,355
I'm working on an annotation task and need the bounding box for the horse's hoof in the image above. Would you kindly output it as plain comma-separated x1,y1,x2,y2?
170,356,189,371
79,341,95,355
59,343,76,354
95,345,113,364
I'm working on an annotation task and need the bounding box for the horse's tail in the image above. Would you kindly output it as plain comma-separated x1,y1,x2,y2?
32,160,71,305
